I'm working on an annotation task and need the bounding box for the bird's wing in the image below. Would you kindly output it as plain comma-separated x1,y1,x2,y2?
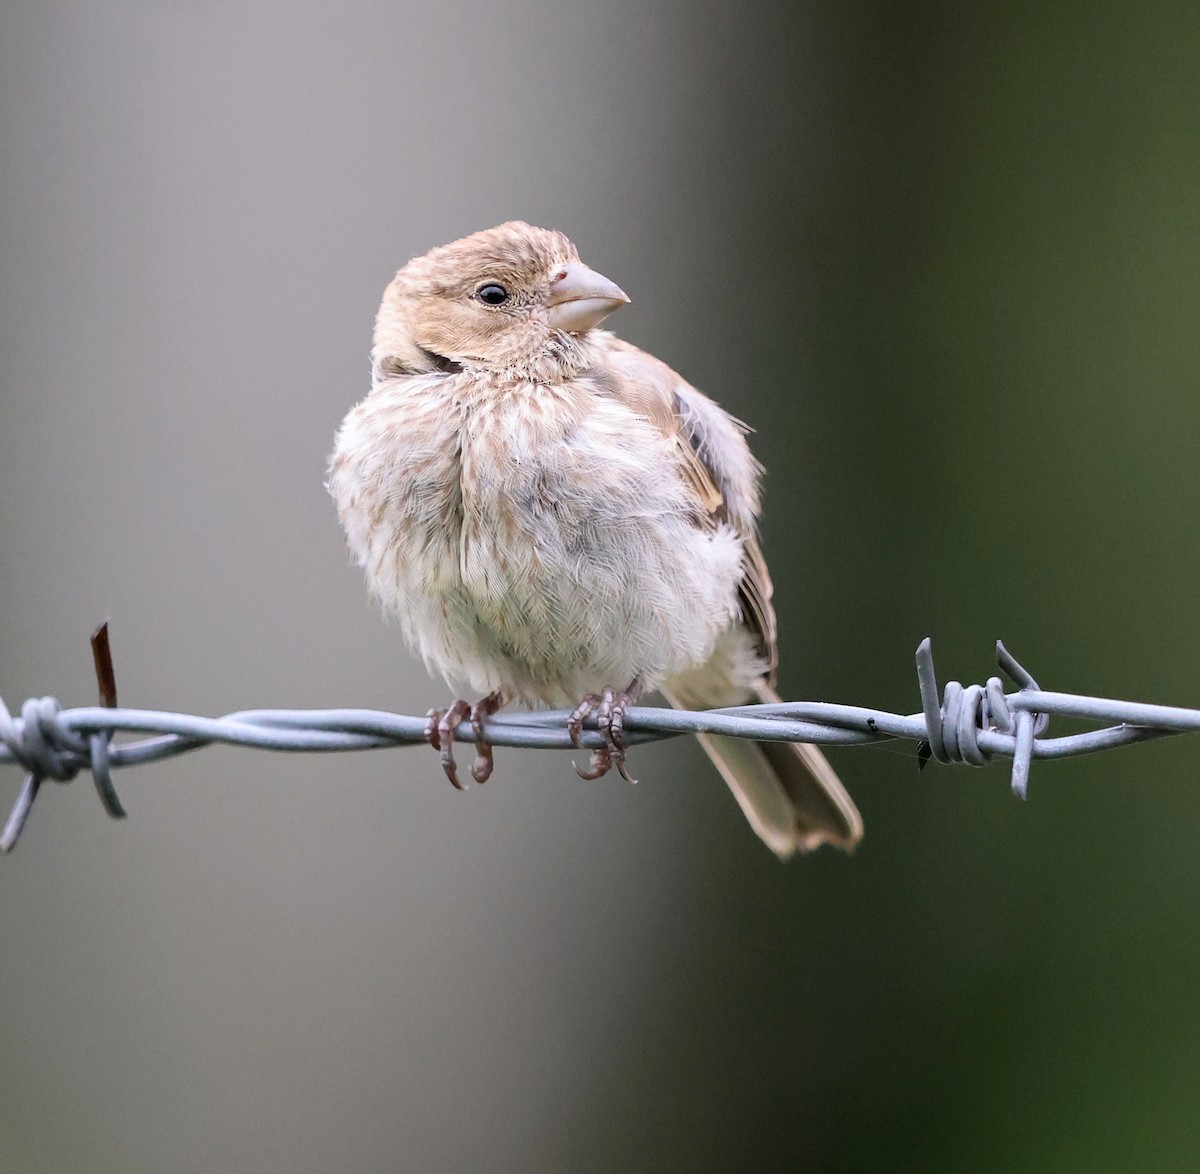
588,337,778,684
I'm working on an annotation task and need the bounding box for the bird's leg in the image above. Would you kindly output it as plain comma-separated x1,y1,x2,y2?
602,678,642,783
571,688,612,780
568,693,602,750
425,699,471,789
469,691,503,784
569,678,641,783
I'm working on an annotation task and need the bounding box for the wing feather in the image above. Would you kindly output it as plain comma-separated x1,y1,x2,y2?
586,337,778,683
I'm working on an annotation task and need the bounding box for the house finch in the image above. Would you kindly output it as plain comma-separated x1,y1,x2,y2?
327,222,862,857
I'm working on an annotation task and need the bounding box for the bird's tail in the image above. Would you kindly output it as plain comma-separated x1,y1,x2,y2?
660,680,863,860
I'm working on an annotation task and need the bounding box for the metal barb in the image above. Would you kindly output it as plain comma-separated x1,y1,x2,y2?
995,641,1042,800
89,623,127,820
996,640,1040,692
0,775,41,854
914,638,946,763
91,622,118,709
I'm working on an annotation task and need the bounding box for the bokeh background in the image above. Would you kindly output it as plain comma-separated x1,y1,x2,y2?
3,2,1200,1171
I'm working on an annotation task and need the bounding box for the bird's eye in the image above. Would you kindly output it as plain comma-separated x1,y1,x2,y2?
476,282,510,306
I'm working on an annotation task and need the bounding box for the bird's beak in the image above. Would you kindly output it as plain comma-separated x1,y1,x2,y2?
545,261,630,333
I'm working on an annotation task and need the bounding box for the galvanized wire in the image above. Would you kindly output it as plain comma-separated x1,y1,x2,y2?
0,633,1192,853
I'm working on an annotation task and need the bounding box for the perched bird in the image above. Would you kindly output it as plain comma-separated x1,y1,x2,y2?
327,222,862,857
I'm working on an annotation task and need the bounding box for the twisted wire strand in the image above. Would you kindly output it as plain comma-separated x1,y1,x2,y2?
0,634,1191,853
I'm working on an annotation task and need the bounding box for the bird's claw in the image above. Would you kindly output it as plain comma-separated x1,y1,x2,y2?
426,699,470,789
570,681,641,783
568,693,601,750
469,692,502,783
426,692,502,788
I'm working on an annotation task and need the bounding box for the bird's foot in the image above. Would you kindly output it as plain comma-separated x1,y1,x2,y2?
425,691,503,788
568,679,642,783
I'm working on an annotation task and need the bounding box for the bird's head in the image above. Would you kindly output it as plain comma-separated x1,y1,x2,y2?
372,221,629,382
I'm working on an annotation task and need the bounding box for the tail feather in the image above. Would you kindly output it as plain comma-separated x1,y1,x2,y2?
662,681,863,860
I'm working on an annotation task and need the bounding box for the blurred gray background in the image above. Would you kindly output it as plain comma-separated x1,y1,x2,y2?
3,2,1200,1171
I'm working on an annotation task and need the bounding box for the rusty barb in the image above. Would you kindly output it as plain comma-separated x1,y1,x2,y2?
0,627,1194,853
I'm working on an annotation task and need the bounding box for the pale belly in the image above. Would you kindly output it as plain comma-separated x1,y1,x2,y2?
329,377,744,703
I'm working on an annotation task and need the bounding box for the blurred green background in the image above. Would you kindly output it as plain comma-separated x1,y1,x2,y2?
2,2,1199,1171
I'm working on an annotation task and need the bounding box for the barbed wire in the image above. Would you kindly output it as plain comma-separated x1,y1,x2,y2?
0,626,1194,854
